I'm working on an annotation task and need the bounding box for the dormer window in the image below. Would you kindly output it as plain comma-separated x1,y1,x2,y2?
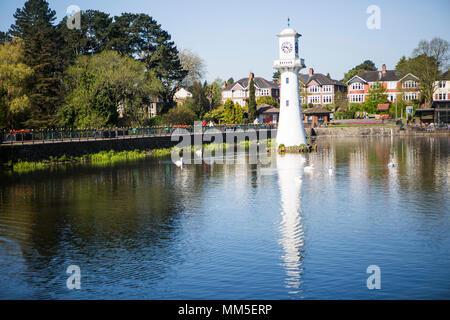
350,82,363,90
403,80,417,89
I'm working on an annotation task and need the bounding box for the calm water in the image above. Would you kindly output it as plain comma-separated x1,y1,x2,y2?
0,136,449,299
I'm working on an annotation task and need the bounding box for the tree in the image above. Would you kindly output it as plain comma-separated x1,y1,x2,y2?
0,31,11,44
0,39,34,129
59,10,113,59
343,60,377,83
273,71,281,82
333,91,348,112
9,0,65,128
179,49,206,87
60,51,160,128
222,99,243,124
364,81,388,113
395,56,408,71
162,105,197,125
226,77,234,86
248,77,257,122
256,96,279,108
184,81,209,119
396,38,449,106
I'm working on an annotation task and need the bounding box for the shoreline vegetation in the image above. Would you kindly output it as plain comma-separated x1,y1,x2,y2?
5,139,275,174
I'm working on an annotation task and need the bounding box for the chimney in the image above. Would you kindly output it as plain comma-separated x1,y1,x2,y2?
309,68,314,76
223,81,227,89
249,72,254,80
382,64,386,73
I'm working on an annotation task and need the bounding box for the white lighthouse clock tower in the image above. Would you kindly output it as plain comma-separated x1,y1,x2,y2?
274,21,307,147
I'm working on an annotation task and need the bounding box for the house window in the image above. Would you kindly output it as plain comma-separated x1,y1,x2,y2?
308,85,319,93
323,95,332,104
308,96,320,104
387,81,397,89
286,100,289,107
388,94,396,102
403,80,417,89
350,82,363,90
438,81,446,88
286,78,289,84
323,85,332,92
404,92,418,101
349,94,364,103
437,93,447,100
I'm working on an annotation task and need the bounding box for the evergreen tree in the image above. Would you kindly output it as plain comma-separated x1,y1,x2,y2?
273,71,281,82
58,10,113,59
9,0,64,128
248,77,257,122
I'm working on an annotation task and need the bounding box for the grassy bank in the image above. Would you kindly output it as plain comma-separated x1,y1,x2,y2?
5,139,274,174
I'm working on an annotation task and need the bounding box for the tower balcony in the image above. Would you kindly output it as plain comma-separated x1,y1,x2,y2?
274,58,305,70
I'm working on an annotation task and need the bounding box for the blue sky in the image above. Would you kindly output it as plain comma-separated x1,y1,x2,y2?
1,0,449,82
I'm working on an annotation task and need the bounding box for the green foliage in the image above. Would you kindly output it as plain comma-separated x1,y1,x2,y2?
221,99,244,124
256,96,279,108
0,39,33,129
203,106,225,123
273,71,281,82
247,78,257,122
226,78,234,86
60,50,160,128
162,105,197,125
363,81,388,113
9,0,65,128
184,81,209,118
343,60,377,83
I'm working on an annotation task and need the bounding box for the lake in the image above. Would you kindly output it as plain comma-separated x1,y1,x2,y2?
0,136,449,299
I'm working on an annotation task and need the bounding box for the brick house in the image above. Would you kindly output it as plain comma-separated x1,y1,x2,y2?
299,68,347,106
347,64,420,105
221,73,280,107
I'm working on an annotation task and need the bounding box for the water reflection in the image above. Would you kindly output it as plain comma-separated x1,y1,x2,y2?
276,154,305,294
0,136,449,299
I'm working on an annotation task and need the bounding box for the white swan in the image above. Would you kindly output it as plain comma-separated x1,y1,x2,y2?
328,167,334,175
388,161,395,167
195,149,202,157
175,157,183,168
304,164,314,171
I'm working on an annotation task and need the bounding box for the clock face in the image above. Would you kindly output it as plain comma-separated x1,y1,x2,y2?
281,41,293,54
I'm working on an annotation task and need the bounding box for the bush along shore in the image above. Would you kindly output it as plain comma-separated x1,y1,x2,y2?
4,139,274,174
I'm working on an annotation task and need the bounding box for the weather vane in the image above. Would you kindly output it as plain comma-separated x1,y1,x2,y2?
288,17,290,27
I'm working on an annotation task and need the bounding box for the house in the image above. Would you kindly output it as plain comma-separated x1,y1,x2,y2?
256,104,279,124
347,64,420,105
303,107,333,127
117,95,161,119
433,70,450,102
222,73,280,107
174,88,193,105
299,68,347,106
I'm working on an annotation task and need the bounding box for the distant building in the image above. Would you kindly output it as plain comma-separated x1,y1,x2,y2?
221,73,280,107
433,70,450,102
256,104,279,124
347,64,420,104
174,88,193,105
300,68,346,106
118,96,162,118
303,107,333,127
